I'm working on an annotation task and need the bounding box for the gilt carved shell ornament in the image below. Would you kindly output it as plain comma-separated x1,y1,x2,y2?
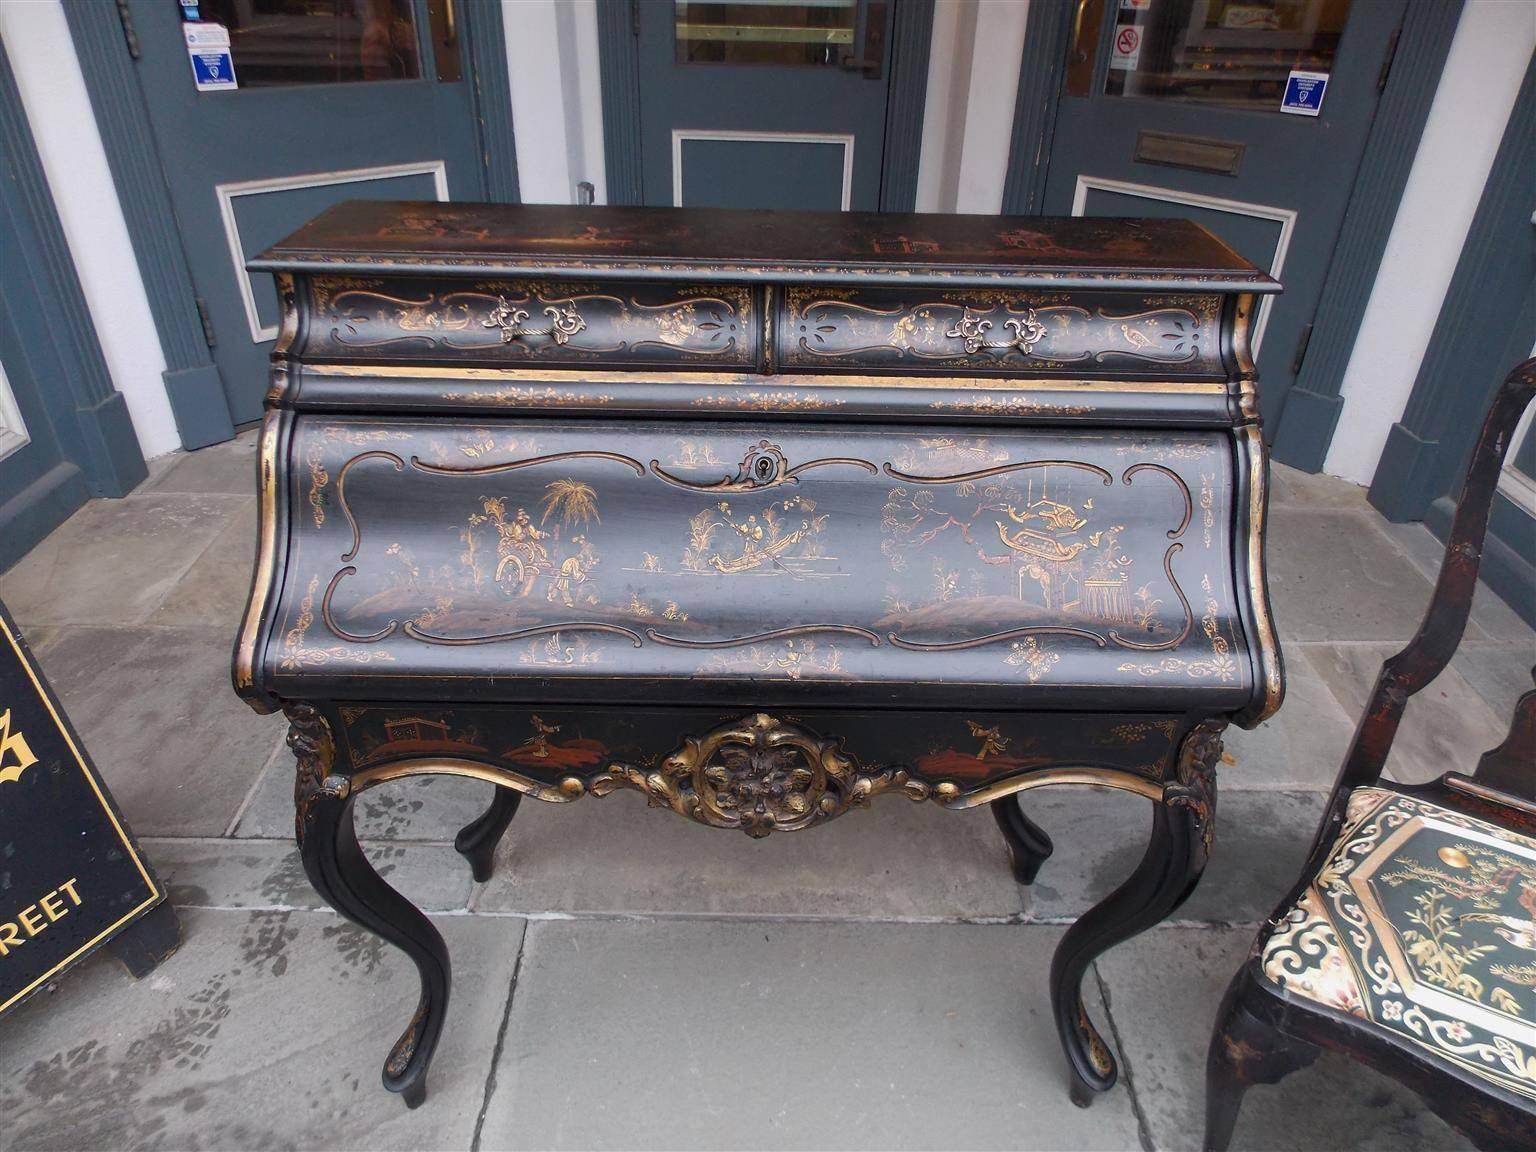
591,712,930,837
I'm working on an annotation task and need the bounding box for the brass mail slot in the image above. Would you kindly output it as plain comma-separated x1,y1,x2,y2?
1134,131,1244,177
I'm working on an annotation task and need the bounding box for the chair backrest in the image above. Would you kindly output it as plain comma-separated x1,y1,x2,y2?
1335,357,1536,792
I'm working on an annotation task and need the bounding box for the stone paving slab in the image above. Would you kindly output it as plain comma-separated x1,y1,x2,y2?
1304,641,1511,784
1221,645,1356,790
1021,787,1324,924
0,906,523,1152
1266,509,1438,643
479,918,1142,1151
1374,518,1536,644
0,492,248,626
472,786,1025,921
1451,640,1536,723
23,624,286,836
143,429,260,497
148,501,258,634
1095,926,1474,1151
236,755,495,842
149,836,477,914
1269,462,1370,511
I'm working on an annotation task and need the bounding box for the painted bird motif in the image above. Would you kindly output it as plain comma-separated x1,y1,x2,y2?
1461,913,1536,952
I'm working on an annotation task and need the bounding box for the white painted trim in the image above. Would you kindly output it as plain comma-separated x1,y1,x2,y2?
1325,0,1535,485
0,0,179,457
505,0,605,204
215,162,449,344
1071,175,1295,355
671,129,855,210
915,0,1030,214
0,357,31,463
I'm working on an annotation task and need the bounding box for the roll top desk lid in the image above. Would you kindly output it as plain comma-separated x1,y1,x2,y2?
238,204,1282,722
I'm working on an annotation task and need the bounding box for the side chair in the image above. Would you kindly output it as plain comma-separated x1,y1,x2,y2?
1204,358,1536,1151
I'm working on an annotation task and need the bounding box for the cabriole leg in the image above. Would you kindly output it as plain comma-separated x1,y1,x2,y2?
455,786,522,882
1050,722,1222,1107
288,704,450,1109
990,795,1054,884
1204,972,1318,1152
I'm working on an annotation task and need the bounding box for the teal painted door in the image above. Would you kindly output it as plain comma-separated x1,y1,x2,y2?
127,0,488,428
0,294,87,569
636,0,894,209
1043,0,1403,426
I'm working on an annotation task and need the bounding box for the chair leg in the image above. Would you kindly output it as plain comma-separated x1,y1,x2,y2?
455,785,522,882
1204,972,1319,1152
990,794,1054,884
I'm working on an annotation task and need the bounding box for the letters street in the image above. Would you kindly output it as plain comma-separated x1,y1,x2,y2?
0,878,84,957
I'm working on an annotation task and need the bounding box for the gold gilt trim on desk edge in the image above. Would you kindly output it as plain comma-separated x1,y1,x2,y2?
298,363,1230,394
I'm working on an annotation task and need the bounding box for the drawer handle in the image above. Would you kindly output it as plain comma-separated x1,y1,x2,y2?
483,297,586,346
946,307,1046,356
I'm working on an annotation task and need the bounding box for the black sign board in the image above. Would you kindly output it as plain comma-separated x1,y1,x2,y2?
0,601,174,1018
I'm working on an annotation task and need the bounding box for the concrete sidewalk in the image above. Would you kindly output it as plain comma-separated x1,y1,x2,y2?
0,430,1530,1151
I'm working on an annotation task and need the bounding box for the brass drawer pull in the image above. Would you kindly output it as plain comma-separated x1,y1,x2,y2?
483,297,586,345
946,306,1047,356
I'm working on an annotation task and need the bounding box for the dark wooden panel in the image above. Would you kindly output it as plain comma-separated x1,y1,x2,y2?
251,415,1255,712
251,201,1280,290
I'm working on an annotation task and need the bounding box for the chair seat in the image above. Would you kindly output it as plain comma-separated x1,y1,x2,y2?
1261,786,1536,1101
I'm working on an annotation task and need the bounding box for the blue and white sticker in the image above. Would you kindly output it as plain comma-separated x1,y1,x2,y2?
1280,69,1328,117
184,23,237,92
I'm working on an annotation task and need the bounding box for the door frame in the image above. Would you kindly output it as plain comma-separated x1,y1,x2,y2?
0,32,146,570
1002,0,1465,472
1376,51,1535,626
62,0,520,451
597,0,935,211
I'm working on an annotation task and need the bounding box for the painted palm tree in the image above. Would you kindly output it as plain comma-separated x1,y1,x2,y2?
540,479,599,544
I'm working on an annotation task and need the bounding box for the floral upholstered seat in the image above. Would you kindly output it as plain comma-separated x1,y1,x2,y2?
1261,786,1536,1101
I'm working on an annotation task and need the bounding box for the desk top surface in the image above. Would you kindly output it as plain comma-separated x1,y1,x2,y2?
253,202,1279,291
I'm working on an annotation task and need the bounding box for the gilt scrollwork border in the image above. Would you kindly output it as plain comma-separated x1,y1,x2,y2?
308,438,1201,659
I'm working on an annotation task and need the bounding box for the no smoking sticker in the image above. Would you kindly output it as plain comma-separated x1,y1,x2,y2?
1110,25,1142,71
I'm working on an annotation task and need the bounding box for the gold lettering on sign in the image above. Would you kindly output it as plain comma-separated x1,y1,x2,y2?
0,878,83,957
0,708,38,785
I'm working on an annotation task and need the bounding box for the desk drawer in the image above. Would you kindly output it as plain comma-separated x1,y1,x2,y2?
776,286,1228,378
294,274,760,369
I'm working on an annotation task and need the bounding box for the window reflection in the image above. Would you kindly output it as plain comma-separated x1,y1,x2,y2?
198,0,421,87
1104,0,1350,111
675,1,856,67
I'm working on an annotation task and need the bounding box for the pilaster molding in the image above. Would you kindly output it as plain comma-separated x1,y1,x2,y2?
1368,51,1536,521
1269,0,1464,470
62,0,233,447
878,0,934,213
1000,0,1073,217
0,31,145,496
596,0,642,206
463,0,521,203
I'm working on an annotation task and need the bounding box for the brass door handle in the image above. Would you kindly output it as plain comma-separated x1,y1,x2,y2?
483,299,586,346
945,308,1047,356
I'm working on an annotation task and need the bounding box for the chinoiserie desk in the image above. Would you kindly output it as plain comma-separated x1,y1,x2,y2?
233,203,1283,1109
